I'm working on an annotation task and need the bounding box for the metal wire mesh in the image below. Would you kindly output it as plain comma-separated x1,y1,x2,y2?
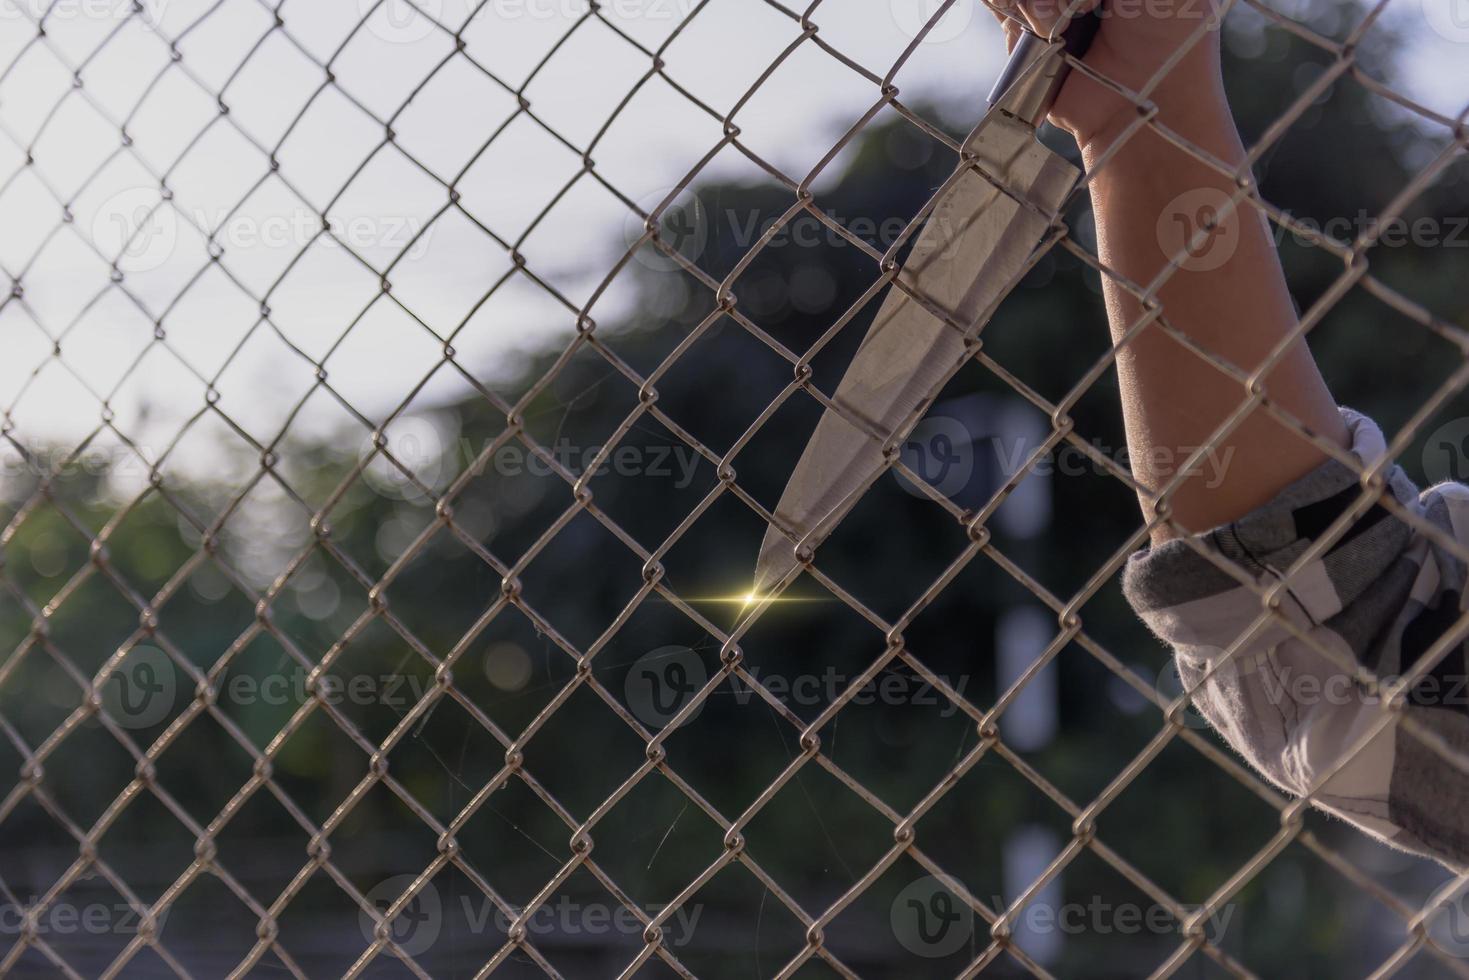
0,0,1466,975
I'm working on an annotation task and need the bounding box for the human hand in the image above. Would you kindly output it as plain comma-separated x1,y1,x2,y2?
990,0,1228,152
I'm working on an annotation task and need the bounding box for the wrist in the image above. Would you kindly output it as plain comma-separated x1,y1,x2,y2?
1077,70,1236,170
1067,42,1230,159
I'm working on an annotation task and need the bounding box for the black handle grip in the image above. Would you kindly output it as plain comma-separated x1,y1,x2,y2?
1056,4,1103,57
986,5,1103,110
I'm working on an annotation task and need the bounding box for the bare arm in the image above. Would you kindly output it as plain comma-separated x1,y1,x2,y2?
1000,0,1349,540
997,3,1469,871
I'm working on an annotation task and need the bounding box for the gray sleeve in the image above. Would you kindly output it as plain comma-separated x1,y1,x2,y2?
1122,408,1469,868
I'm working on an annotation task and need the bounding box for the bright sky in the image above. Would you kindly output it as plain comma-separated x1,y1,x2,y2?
0,0,1462,488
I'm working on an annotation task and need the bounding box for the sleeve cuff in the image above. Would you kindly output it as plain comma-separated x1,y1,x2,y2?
1122,408,1418,646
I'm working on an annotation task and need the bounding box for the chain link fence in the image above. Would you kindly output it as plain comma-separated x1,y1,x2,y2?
0,0,1467,975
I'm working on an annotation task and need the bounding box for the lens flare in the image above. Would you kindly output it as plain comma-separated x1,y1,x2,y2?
665,590,825,608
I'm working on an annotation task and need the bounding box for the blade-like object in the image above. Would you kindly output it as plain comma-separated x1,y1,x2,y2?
750,14,1098,603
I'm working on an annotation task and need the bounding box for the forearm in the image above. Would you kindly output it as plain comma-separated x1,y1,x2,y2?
1016,0,1469,872
1077,54,1349,541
